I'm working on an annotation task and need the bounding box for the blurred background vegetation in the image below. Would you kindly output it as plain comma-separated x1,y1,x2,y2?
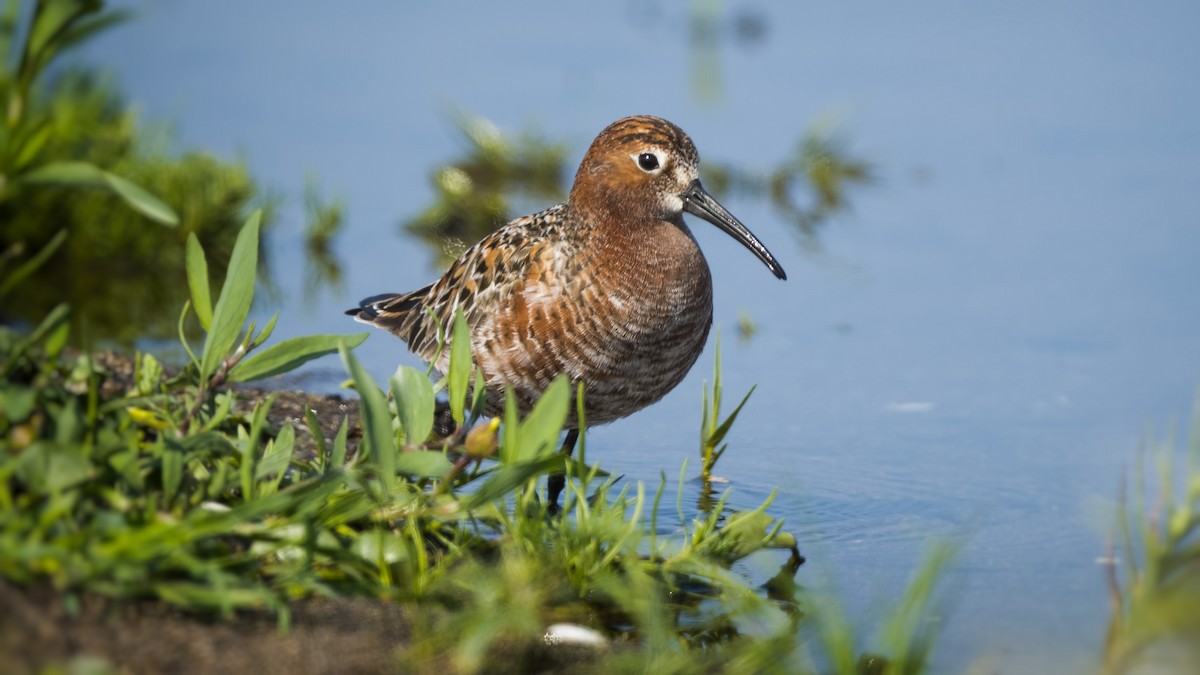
0,0,264,344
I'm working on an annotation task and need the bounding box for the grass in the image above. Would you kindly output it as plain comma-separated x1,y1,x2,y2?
1103,401,1200,674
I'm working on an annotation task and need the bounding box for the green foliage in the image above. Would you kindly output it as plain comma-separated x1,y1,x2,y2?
391,365,435,447
1104,402,1200,674
705,116,873,251
446,308,472,429
0,0,261,343
0,213,371,616
700,334,756,480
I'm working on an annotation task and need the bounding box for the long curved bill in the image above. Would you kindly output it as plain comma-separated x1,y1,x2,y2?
682,179,787,280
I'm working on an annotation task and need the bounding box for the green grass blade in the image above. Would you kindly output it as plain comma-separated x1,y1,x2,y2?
465,455,563,510
161,446,182,506
250,312,278,349
516,376,570,461
329,415,349,471
341,342,395,494
101,168,180,226
18,161,179,226
200,211,261,380
710,385,756,449
6,303,69,367
255,422,294,496
227,332,368,383
0,228,66,298
303,407,328,468
501,389,520,464
447,308,471,428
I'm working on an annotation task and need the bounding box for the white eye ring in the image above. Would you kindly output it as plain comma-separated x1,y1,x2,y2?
632,151,664,173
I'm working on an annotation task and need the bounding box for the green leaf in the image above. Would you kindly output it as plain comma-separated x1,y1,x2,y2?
394,450,453,479
6,303,68,368
18,160,106,185
239,393,276,501
0,228,66,298
351,529,413,565
198,391,235,433
177,300,199,367
227,332,368,383
391,365,435,446
177,430,239,458
162,446,183,505
16,442,91,493
54,8,132,55
201,211,261,380
304,406,329,465
329,416,349,471
501,389,520,464
341,342,395,494
101,170,179,226
18,161,179,226
1,387,37,423
465,454,564,509
185,233,212,330
13,121,52,171
470,367,488,419
255,422,294,496
710,385,756,449
447,308,471,428
250,312,279,349
516,376,570,462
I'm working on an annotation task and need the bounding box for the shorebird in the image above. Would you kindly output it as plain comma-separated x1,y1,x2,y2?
348,115,786,504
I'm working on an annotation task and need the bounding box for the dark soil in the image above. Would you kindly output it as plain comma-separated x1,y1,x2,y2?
0,583,415,674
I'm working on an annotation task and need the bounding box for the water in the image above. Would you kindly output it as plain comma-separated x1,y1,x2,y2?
81,1,1200,671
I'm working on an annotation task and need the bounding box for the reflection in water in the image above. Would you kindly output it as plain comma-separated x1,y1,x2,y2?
628,0,770,104
688,0,722,104
402,114,567,267
696,478,721,514
302,177,345,298
402,113,871,267
704,119,872,251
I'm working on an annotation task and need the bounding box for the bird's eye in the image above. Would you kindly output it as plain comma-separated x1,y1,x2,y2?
636,152,661,172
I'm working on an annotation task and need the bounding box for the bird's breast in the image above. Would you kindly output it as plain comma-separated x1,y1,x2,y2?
476,219,715,425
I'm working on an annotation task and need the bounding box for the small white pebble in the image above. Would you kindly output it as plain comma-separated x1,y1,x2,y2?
543,623,606,647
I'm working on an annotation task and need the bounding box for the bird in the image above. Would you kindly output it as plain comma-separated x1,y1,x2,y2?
347,115,786,504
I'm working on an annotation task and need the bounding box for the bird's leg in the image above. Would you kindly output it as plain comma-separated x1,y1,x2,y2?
547,428,580,510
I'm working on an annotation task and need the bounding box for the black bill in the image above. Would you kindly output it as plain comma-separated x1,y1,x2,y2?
682,179,786,280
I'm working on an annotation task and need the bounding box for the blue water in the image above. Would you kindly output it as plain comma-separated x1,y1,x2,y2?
82,2,1200,671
